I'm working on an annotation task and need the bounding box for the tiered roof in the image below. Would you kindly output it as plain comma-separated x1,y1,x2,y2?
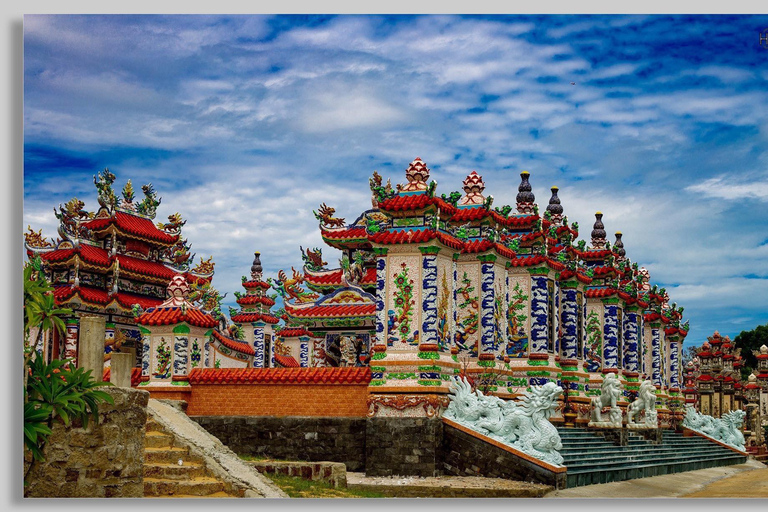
230,252,280,325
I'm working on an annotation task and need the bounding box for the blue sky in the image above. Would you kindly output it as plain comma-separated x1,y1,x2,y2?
22,14,768,349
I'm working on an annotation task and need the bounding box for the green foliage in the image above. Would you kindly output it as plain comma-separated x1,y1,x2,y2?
734,322,768,376
25,357,114,462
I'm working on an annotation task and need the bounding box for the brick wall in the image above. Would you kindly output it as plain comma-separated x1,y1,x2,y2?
185,367,371,417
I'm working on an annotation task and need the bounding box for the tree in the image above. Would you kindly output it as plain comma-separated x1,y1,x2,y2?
734,323,768,380
681,344,699,367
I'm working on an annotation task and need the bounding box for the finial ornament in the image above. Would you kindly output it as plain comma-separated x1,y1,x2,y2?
516,171,536,214
546,186,563,225
400,157,430,192
457,171,485,206
591,212,606,249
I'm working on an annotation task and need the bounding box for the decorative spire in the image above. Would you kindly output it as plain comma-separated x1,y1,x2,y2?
546,186,563,225
590,212,607,249
614,232,626,259
251,251,263,280
457,170,485,206
399,157,430,192
638,266,650,292
162,274,191,307
516,171,535,214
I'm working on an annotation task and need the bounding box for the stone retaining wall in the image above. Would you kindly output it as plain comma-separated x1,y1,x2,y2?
365,417,443,477
193,416,367,471
247,460,347,488
441,420,567,489
24,387,149,498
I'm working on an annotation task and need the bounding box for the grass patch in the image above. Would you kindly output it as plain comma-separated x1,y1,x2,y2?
238,454,279,462
262,473,385,498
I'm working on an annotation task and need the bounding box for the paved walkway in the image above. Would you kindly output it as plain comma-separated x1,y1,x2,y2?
545,460,767,498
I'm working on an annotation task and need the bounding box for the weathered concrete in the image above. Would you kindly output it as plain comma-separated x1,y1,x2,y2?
193,416,367,471
147,399,287,498
365,417,443,477
347,472,552,498
546,459,766,498
247,460,347,489
25,386,149,498
110,353,133,388
78,315,106,378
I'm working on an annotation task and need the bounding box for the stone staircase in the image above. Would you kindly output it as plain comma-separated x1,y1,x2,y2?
143,417,243,498
558,427,747,488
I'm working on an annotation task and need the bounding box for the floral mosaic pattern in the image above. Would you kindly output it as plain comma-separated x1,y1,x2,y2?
392,262,416,345
506,281,529,358
191,339,201,368
437,269,450,351
585,310,602,372
153,337,171,379
455,270,479,357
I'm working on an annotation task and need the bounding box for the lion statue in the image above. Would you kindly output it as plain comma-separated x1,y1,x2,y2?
444,377,564,466
590,373,623,426
627,380,657,427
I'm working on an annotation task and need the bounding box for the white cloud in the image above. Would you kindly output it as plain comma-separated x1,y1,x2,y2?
685,177,768,201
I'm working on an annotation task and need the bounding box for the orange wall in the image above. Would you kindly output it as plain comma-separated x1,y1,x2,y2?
186,383,369,417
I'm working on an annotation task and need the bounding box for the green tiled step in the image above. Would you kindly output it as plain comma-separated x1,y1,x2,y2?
557,427,747,488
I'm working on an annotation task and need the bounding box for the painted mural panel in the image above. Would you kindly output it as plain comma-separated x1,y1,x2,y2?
507,274,529,358
454,262,480,357
436,256,452,352
387,255,421,347
153,336,172,380
585,306,602,372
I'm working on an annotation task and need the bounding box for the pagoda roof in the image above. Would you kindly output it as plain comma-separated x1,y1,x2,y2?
136,305,217,328
369,228,464,250
559,268,593,284
275,354,301,368
230,312,280,324
509,254,546,267
211,329,255,356
242,279,271,290
304,267,377,288
378,193,457,214
84,211,178,245
462,239,516,259
53,284,162,310
697,374,713,381
236,295,276,307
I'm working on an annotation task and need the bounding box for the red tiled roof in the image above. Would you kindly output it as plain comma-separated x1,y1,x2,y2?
277,327,315,338
40,244,110,267
378,194,458,215
451,206,491,222
118,254,176,280
187,366,372,385
275,354,300,368
509,254,546,267
697,374,713,381
305,267,377,287
506,214,540,228
559,269,593,284
53,285,163,310
585,287,618,298
321,226,368,240
369,229,464,251
591,265,615,276
236,295,276,307
581,249,613,259
285,303,376,318
136,305,217,328
242,280,271,289
211,329,255,355
84,211,178,245
644,312,662,323
230,312,280,324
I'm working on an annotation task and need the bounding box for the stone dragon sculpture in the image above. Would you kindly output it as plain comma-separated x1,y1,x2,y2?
683,406,746,451
443,376,564,466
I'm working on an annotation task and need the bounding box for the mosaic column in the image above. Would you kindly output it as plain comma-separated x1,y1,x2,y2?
559,286,579,361
64,318,79,366
104,322,115,368
252,324,265,368
299,335,309,367
478,255,497,360
529,275,549,354
638,313,645,376
172,325,190,379
554,281,561,355
419,247,440,351
373,248,388,351
451,255,459,353
668,338,681,390
623,310,640,373
602,304,620,373
140,326,151,378
651,325,662,387
503,263,510,352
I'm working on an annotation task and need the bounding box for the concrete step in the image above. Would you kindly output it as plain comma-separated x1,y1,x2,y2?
144,446,203,465
565,451,744,471
143,462,208,480
144,431,175,449
143,477,229,497
146,418,166,433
